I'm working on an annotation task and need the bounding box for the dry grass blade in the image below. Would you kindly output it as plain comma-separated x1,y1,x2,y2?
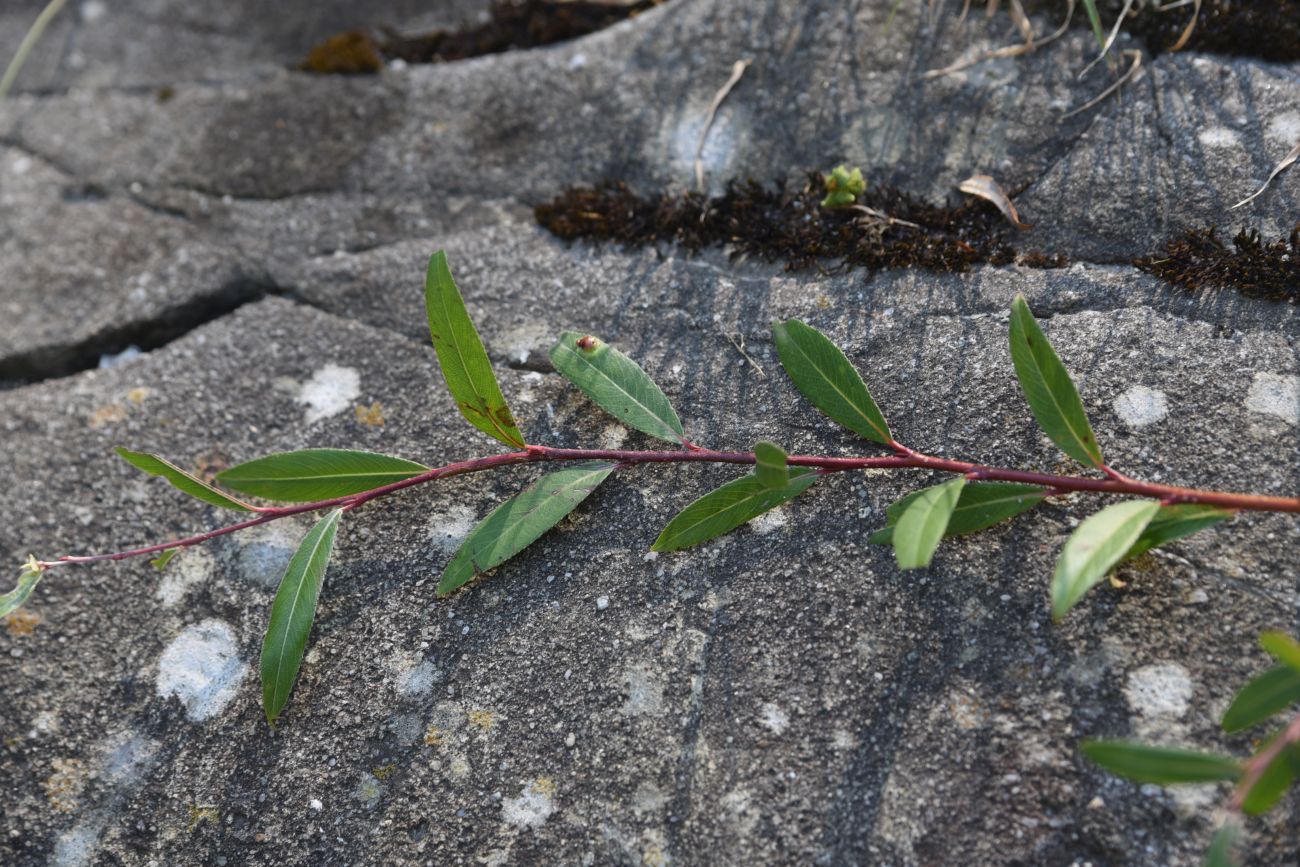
923,0,1074,79
1231,141,1300,210
958,175,1031,229
695,59,750,191
1079,0,1134,78
1008,0,1036,44
1062,49,1141,119
1168,0,1202,52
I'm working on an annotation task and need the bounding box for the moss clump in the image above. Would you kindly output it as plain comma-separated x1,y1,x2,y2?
1136,225,1300,301
299,2,665,73
1114,0,1300,63
535,172,1057,276
297,31,384,75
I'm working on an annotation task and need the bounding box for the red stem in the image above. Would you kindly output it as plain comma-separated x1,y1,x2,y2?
37,442,1300,570
1228,710,1300,813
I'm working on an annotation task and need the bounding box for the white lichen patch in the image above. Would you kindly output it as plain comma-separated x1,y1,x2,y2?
155,547,215,607
156,620,248,721
297,363,361,423
749,506,788,534
232,521,303,588
354,773,383,808
52,818,105,867
427,503,478,554
497,321,554,368
502,779,556,829
599,423,628,450
1197,127,1240,149
621,663,665,717
1124,662,1193,721
1113,385,1168,428
1266,110,1300,146
1246,373,1300,424
395,657,438,698
759,702,789,735
99,732,158,787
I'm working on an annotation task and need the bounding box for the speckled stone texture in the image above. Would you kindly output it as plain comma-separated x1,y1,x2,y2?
1,2,1298,865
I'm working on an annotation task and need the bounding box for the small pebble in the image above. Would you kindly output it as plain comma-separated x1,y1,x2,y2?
596,596,610,610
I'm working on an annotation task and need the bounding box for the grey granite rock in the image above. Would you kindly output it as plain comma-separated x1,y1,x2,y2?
1,2,1299,866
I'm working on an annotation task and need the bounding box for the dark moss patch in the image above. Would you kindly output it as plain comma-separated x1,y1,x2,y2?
535,173,1065,276
1112,0,1300,62
1137,225,1300,301
299,1,664,73
298,31,385,75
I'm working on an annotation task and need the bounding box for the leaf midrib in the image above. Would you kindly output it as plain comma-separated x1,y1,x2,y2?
267,512,338,708
560,343,680,439
434,269,521,447
786,331,888,442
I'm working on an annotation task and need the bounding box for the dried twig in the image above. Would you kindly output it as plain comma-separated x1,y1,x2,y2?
1168,0,1202,52
695,59,750,191
1079,0,1134,78
722,330,765,378
1062,49,1141,119
1231,141,1300,210
922,0,1074,80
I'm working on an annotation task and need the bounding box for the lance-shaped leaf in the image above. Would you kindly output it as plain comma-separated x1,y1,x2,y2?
1008,295,1104,468
425,251,525,448
437,462,616,596
117,447,254,511
870,482,1047,544
1204,820,1242,867
218,449,428,502
1260,631,1300,674
753,441,789,490
550,332,685,444
892,478,966,569
1241,741,1300,815
652,469,819,553
1123,504,1232,561
772,319,891,445
1223,666,1300,733
261,508,342,725
1082,740,1241,785
0,559,44,619
1051,499,1161,620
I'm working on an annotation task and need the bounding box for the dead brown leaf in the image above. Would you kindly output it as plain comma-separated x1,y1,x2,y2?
958,174,1031,230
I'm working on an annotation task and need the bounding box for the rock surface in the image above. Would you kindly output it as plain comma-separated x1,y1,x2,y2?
1,2,1298,865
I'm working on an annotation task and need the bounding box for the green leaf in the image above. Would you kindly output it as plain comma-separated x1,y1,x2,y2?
117,447,254,511
1082,740,1241,785
870,482,1046,544
1124,504,1232,560
1223,665,1300,733
1204,819,1242,867
772,319,891,445
1008,295,1104,468
218,449,428,502
753,441,789,490
425,251,525,448
893,478,966,569
261,508,342,725
1260,631,1300,674
1241,742,1300,815
1050,499,1160,620
150,549,180,571
549,331,685,444
0,559,44,619
437,462,616,596
652,469,819,553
